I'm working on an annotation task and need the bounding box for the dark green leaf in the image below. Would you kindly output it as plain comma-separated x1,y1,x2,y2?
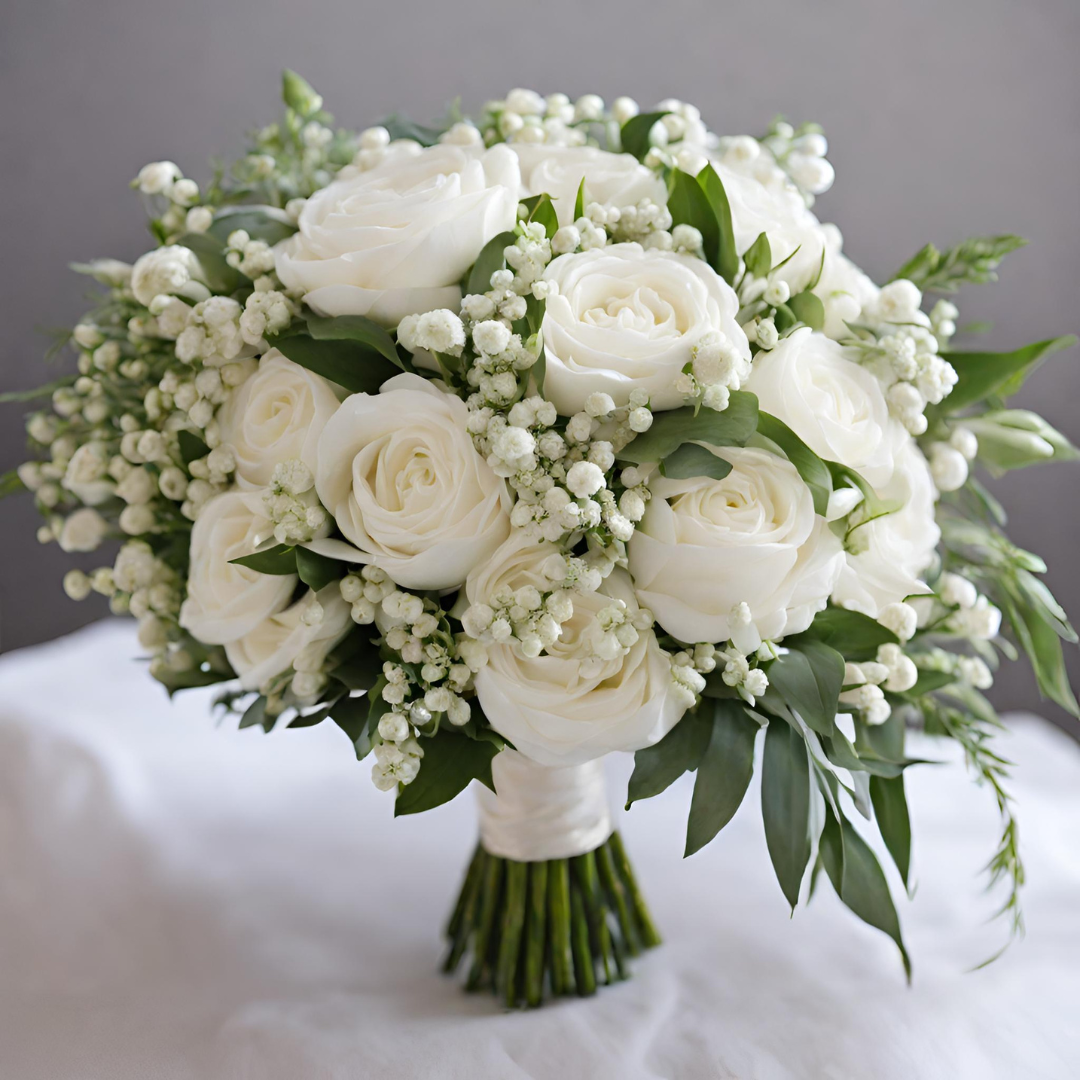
755,412,832,516
903,668,957,696
305,313,402,367
620,111,670,160
668,169,719,269
394,732,502,816
175,232,241,293
229,544,297,575
824,728,925,779
819,808,911,978
871,774,911,887
626,712,710,808
272,333,401,394
618,392,759,465
940,336,1076,413
696,164,739,284
295,546,342,592
239,695,270,731
789,608,898,662
519,193,559,239
177,429,210,466
761,718,812,910
742,231,772,278
788,290,826,331
767,640,845,737
1000,590,1079,717
685,702,760,856
467,230,516,295
332,644,384,692
328,693,374,757
659,443,733,481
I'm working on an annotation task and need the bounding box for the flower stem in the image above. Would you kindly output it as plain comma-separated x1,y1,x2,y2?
443,830,660,1008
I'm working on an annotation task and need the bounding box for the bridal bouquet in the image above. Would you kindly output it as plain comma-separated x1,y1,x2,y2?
6,72,1077,1005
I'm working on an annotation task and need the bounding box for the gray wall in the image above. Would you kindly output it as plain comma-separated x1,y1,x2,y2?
2,0,1078,723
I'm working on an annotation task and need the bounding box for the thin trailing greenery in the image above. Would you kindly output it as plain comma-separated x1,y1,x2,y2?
891,234,1027,293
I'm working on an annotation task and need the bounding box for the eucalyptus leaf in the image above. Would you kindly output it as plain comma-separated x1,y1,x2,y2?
394,732,501,816
685,702,760,856
761,718,812,910
618,392,759,465
626,712,710,807
659,443,733,481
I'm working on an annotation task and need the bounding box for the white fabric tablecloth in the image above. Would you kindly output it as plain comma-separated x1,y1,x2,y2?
1,620,1078,1080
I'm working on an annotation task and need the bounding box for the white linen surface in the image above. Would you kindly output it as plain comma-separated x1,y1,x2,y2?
0,619,1077,1080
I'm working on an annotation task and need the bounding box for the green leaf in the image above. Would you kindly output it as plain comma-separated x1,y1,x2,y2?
295,546,342,592
1000,589,1079,716
394,732,502,816
519,193,559,239
789,608,898,662
767,640,845,737
755,412,832,516
239,695,270,731
1,469,26,500
229,544,297,575
626,712,710,808
327,693,375,759
0,375,76,404
788,290,826,331
819,808,911,978
208,207,296,246
891,234,1026,294
573,176,587,222
305,313,402,368
659,443,733,481
685,702,760,856
619,111,669,160
824,728,924,779
742,231,772,279
940,336,1076,413
618,392,759,465
903,668,957,696
467,230,516,295
175,232,241,293
331,641,384,692
761,718,812,910
381,115,445,146
272,333,401,394
871,774,911,887
696,164,739,284
177,429,210,466
965,409,1078,472
668,168,719,269
282,69,323,117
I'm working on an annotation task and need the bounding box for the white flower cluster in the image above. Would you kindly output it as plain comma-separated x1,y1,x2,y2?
838,643,920,727
263,459,330,545
133,161,205,236
478,89,599,148
674,330,754,412
912,572,1003,641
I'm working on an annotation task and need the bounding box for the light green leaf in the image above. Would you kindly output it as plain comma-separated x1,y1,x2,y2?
627,711,710,808
659,443,733,481
282,69,323,117
742,231,772,278
467,230,517,295
617,392,759,465
394,732,501,816
685,702,760,856
788,290,826,331
819,808,911,979
761,718,812,910
767,640,845,737
755,412,832,515
941,336,1076,413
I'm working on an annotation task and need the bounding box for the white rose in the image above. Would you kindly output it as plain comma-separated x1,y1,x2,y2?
513,145,667,225
130,245,209,307
217,349,340,489
832,438,940,617
178,490,297,645
312,373,511,590
811,230,879,340
274,143,520,326
745,327,904,488
225,586,352,691
629,445,844,643
62,442,114,505
58,507,109,552
468,535,686,766
540,243,749,414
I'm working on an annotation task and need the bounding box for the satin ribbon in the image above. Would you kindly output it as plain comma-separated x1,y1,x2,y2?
475,750,612,861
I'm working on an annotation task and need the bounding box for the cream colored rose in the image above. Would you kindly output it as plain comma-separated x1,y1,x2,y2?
469,534,686,766
312,373,511,590
629,445,845,644
540,243,749,414
832,438,940,617
274,143,520,326
745,327,904,488
513,144,667,225
225,585,352,691
178,490,297,645
217,349,340,489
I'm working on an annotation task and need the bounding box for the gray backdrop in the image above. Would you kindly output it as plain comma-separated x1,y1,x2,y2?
2,0,1078,723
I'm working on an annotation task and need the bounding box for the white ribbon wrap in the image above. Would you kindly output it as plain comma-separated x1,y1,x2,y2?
476,750,612,862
